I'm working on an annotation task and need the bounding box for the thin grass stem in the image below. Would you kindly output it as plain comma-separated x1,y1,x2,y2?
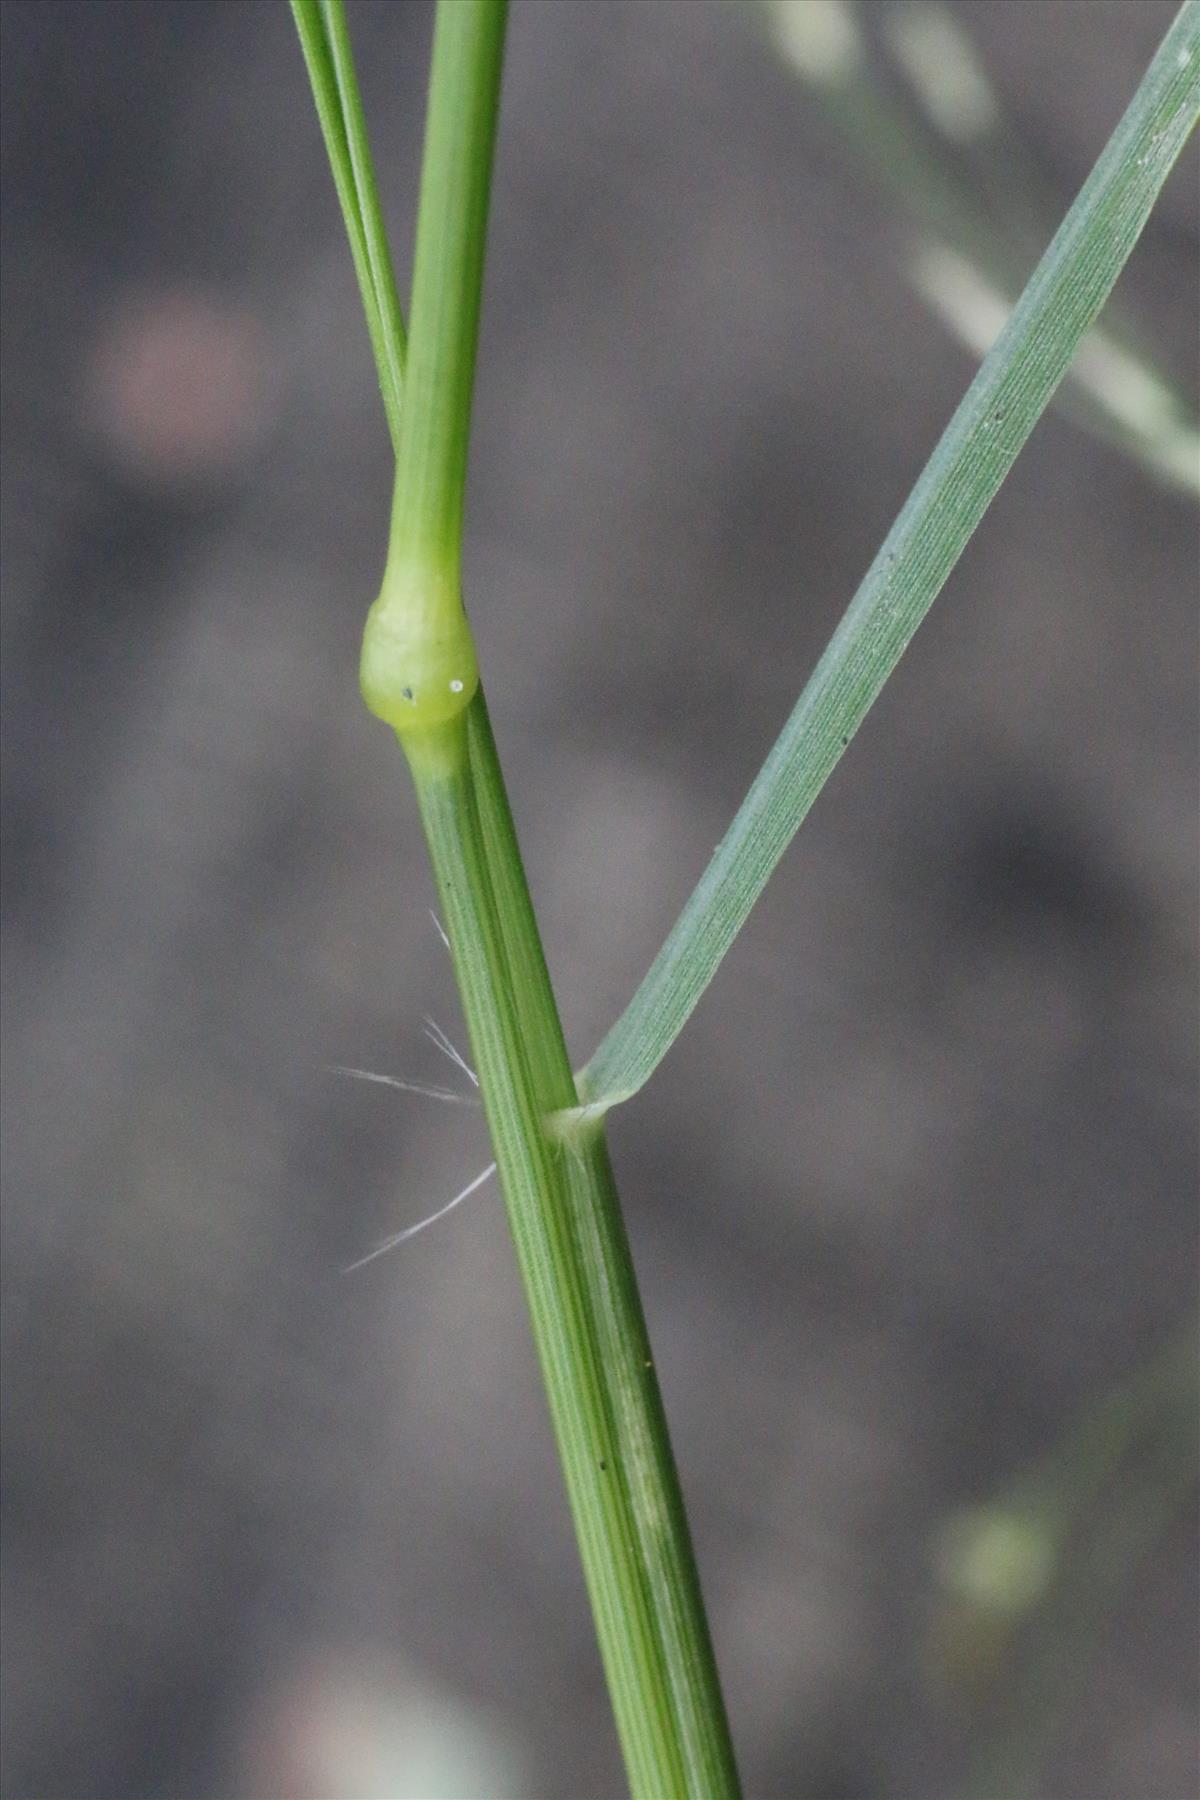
293,2,743,1788
290,0,404,452
410,718,696,1796
384,0,504,580
318,0,408,416
467,691,741,1795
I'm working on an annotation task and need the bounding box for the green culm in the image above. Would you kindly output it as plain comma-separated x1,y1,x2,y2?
290,2,1200,1792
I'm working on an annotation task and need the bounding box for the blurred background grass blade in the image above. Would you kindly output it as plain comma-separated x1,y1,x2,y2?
762,0,1200,494
907,242,1200,495
576,0,1200,1118
923,1320,1197,1800
928,1316,1198,1685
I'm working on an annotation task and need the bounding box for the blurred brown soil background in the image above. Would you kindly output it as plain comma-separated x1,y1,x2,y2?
1,3,1196,1796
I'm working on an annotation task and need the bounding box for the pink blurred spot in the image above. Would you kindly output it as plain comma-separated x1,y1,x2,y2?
89,288,275,484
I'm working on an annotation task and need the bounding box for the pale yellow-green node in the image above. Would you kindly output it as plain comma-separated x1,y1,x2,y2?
360,566,479,734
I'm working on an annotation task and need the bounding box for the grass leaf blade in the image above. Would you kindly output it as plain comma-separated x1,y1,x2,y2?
318,0,408,417
577,0,1200,1117
290,0,405,451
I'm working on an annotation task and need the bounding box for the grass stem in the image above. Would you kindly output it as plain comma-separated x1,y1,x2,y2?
294,2,743,1788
